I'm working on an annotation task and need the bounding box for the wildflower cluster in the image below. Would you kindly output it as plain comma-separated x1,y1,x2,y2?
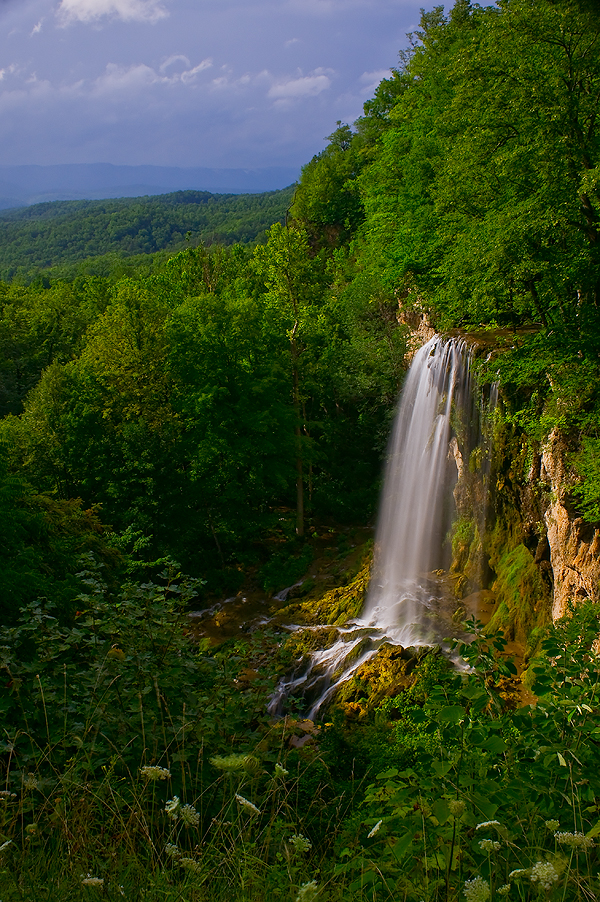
296,880,318,902
274,763,289,779
554,831,594,850
0,791,16,801
463,875,490,902
476,821,500,831
140,765,171,781
529,861,559,890
478,839,501,852
235,793,261,815
180,857,202,873
545,819,560,832
165,797,180,820
367,819,383,839
81,875,104,886
289,834,312,853
164,843,181,859
180,804,200,827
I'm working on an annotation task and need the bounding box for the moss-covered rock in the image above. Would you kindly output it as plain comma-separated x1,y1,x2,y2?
332,643,413,718
488,543,548,647
277,551,372,627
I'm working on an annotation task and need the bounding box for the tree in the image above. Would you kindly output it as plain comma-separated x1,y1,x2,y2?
253,224,329,536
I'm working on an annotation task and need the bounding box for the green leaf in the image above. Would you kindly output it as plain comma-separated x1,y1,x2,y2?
437,705,465,723
390,831,413,862
482,735,507,754
557,752,567,767
432,760,454,778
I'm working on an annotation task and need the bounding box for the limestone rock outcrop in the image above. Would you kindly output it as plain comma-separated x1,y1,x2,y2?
540,429,600,620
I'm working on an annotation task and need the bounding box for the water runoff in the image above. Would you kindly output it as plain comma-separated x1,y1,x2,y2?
269,335,495,720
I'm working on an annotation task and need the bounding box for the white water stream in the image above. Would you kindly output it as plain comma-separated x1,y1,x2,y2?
269,336,487,719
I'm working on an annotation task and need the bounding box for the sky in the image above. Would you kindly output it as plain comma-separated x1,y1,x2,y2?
0,0,426,171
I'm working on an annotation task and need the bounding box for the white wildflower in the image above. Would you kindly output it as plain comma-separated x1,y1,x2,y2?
478,839,501,852
367,819,383,839
529,861,559,890
140,765,171,781
23,774,38,790
81,875,104,886
554,831,594,850
463,875,490,902
180,857,203,873
508,869,527,879
235,793,261,815
476,820,500,830
497,886,510,896
275,763,289,779
165,796,180,820
164,843,180,859
545,819,560,832
449,799,466,817
296,880,318,902
180,804,200,827
289,834,312,853
0,791,16,801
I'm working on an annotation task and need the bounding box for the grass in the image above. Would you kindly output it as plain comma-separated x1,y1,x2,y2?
2,559,600,901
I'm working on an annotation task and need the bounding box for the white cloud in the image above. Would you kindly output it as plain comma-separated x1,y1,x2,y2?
93,62,164,93
268,68,332,100
90,58,213,94
56,0,168,26
31,20,43,35
180,58,213,83
159,54,190,73
359,67,391,94
0,64,17,81
284,37,300,47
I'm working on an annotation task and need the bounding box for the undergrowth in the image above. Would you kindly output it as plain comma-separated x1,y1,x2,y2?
1,557,600,901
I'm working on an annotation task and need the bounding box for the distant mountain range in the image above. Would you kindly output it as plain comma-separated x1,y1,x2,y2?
0,164,300,209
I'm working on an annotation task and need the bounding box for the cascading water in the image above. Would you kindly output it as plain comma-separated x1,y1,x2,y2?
269,335,491,720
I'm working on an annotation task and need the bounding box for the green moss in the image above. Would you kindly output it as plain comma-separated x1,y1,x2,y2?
449,515,483,597
488,543,549,647
278,550,372,627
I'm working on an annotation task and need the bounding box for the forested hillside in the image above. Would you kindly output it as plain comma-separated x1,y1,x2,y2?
1,2,600,900
290,0,600,517
0,186,294,281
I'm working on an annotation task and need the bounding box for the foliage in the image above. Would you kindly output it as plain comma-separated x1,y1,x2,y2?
0,447,121,626
0,188,294,281
334,610,600,901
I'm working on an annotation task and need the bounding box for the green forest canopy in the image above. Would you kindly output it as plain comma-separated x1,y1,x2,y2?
0,186,294,281
0,0,599,607
2,3,600,899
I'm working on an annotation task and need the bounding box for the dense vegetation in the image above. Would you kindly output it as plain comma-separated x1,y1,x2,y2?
0,187,294,282
1,0,600,899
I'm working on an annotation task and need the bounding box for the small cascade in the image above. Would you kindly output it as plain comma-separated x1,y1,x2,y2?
269,336,493,720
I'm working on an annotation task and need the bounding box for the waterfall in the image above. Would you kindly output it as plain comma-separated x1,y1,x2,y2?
364,335,472,641
269,336,489,719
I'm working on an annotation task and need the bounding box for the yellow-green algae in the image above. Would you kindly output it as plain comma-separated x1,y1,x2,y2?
277,548,372,628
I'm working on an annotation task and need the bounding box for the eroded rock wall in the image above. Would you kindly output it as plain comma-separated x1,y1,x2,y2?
454,418,600,641
540,429,600,620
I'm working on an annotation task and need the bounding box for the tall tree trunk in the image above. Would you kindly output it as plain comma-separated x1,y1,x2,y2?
293,360,304,536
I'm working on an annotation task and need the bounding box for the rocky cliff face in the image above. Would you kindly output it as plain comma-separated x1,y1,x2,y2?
401,323,600,639
540,429,600,620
